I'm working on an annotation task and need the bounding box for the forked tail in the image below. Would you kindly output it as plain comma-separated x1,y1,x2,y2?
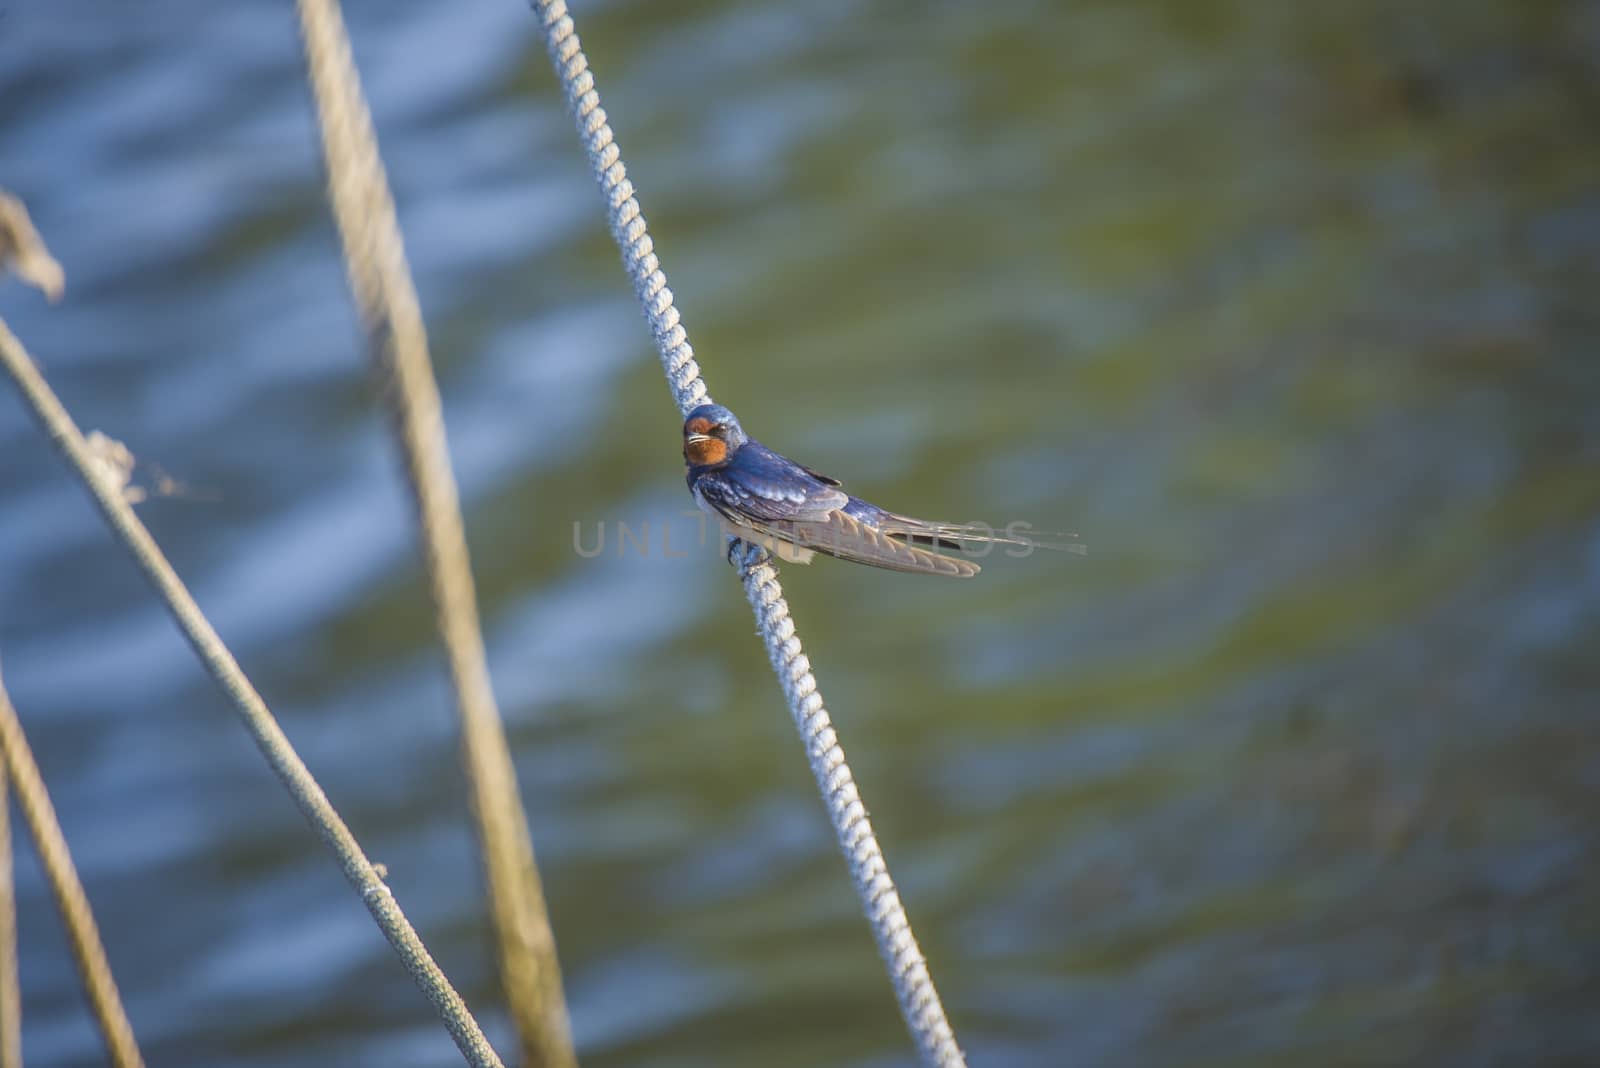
879,515,1087,555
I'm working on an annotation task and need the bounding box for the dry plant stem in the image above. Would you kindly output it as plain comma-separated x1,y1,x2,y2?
0,755,20,1068
0,670,144,1068
0,192,64,301
0,318,505,1068
294,2,576,1064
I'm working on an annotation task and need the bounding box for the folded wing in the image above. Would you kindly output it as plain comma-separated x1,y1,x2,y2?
696,477,979,577
786,510,981,577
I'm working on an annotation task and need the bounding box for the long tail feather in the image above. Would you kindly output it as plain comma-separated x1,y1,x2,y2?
880,517,1087,555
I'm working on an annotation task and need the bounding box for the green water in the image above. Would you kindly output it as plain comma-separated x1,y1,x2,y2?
1,1,1596,1065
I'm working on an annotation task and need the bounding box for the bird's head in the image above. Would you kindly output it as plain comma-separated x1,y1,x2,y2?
682,403,746,467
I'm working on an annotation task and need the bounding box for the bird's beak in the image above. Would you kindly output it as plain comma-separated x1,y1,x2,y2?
685,433,712,445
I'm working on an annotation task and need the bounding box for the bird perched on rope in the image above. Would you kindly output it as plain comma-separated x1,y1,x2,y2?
683,403,1080,577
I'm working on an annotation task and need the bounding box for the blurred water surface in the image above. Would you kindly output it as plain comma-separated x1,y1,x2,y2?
2,1,1598,1065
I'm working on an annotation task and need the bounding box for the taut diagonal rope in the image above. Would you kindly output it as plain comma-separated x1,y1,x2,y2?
530,5,966,1064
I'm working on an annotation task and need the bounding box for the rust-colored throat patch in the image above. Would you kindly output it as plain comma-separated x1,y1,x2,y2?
685,434,728,466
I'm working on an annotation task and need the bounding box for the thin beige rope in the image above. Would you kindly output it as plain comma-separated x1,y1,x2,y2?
294,2,576,1064
0,309,505,1068
0,747,21,1068
0,669,145,1068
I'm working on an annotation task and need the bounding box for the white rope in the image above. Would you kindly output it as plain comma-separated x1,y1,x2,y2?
534,1,709,417
531,4,966,1064
730,543,965,1066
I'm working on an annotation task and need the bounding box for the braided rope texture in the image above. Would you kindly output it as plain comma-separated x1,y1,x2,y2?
531,4,966,1062
536,1,709,416
732,544,964,1067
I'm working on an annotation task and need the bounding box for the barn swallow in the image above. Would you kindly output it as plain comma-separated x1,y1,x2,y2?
683,403,1079,577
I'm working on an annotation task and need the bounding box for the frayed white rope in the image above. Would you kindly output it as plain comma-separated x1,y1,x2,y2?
531,4,966,1064
0,266,504,1068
